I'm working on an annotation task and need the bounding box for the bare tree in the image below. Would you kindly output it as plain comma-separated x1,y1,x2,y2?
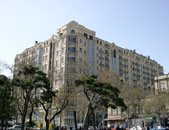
143,92,168,128
35,85,69,130
120,84,145,128
75,75,126,130
0,59,13,75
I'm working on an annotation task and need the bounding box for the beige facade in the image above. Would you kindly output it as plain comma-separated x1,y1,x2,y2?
154,74,169,93
14,21,164,127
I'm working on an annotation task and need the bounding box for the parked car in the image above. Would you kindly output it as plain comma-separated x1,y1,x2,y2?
151,128,165,130
8,125,21,130
33,126,40,130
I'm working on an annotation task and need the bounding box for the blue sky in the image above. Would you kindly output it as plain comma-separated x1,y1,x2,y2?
0,0,169,74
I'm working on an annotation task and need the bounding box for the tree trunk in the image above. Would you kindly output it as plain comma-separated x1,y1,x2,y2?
29,105,34,127
21,91,31,130
21,114,27,130
5,120,7,130
59,114,62,130
15,113,18,125
45,119,49,130
73,111,78,130
82,105,91,130
91,109,96,130
1,119,4,130
45,110,49,130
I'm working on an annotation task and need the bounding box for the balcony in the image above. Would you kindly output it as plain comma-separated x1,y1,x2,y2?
105,50,109,56
136,62,140,66
99,49,104,54
136,73,140,77
68,41,78,46
119,68,123,72
99,56,104,60
119,55,123,60
99,63,104,66
105,63,109,68
67,51,77,55
105,59,109,62
105,56,109,62
124,58,128,62
124,70,129,73
68,47,77,54
124,64,128,67
119,61,123,66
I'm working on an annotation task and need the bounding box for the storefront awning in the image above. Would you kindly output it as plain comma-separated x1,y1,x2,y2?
104,116,125,122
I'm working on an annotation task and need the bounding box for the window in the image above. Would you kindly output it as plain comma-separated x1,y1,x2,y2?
68,47,76,52
56,60,58,66
96,53,98,57
112,109,117,115
60,67,64,73
68,37,76,42
80,39,82,43
55,80,59,86
44,64,47,70
117,107,121,115
84,51,86,55
62,38,65,43
160,83,164,90
113,49,116,58
105,50,109,55
142,106,145,113
136,106,139,114
80,48,82,53
61,57,64,63
105,63,109,68
105,56,109,61
45,55,48,61
84,42,86,46
79,58,82,62
61,48,64,53
89,35,93,40
84,33,88,39
68,57,75,62
56,43,59,47
56,51,59,56
71,30,75,34
46,47,48,52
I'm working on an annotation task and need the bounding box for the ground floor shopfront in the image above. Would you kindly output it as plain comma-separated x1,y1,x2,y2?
105,115,169,129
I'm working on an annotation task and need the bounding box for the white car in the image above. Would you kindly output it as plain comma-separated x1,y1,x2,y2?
8,125,21,130
130,126,142,130
33,126,40,130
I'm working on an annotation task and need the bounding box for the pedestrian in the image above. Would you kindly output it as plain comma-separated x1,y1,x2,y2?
145,124,150,130
111,126,116,130
116,125,121,130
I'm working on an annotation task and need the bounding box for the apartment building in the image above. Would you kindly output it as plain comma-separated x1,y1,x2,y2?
14,21,164,127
